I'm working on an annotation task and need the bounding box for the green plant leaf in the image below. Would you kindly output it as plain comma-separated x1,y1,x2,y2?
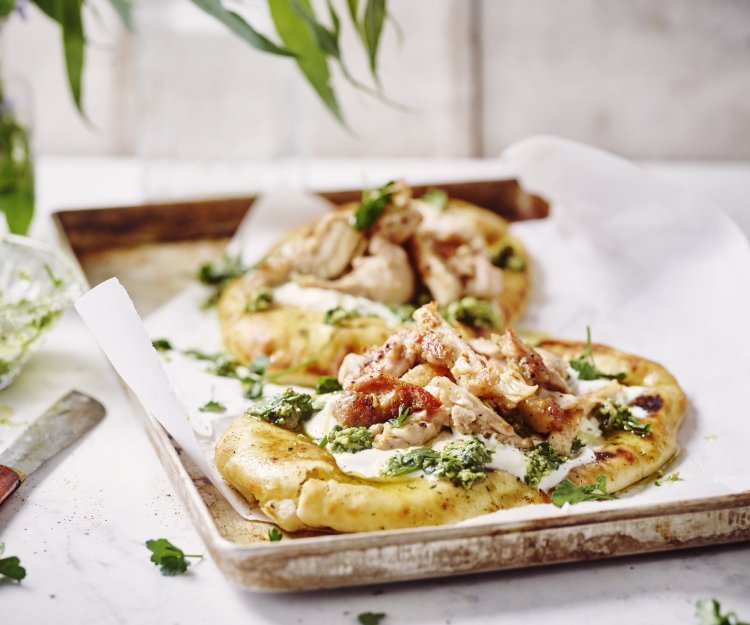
188,0,295,57
0,0,16,18
107,0,133,30
269,0,345,125
292,0,340,59
56,0,86,115
363,0,386,77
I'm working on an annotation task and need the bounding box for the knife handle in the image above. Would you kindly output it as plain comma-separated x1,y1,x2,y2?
0,465,22,505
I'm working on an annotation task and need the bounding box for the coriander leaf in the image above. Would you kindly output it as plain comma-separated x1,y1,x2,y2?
491,244,526,272
152,338,173,352
570,327,627,381
387,404,411,428
551,475,618,508
358,613,386,625
696,599,749,625
0,543,26,582
422,187,449,211
245,287,274,313
324,307,362,326
199,399,226,413
244,377,265,400
268,528,283,542
524,442,566,487
197,254,245,287
247,388,315,431
316,375,343,394
655,471,681,487
145,538,202,576
351,180,396,231
249,353,270,376
441,297,504,330
593,400,651,437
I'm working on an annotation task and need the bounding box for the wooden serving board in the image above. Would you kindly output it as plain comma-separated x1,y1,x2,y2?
53,180,750,591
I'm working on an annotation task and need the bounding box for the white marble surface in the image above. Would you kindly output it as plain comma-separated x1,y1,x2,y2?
1,157,748,624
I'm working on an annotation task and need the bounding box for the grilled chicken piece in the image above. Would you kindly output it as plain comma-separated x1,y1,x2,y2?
414,303,537,409
399,363,452,387
339,330,421,388
518,389,582,456
424,376,533,449
373,205,423,245
295,236,415,304
370,410,449,450
331,374,442,428
536,348,571,394
411,236,463,305
283,212,364,279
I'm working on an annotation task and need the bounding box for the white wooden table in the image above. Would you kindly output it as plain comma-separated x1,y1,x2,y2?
1,157,748,625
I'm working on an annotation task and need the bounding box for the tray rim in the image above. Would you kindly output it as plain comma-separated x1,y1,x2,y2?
53,182,750,591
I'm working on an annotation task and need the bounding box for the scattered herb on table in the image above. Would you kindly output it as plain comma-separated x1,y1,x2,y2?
382,436,494,489
358,613,386,625
247,388,316,431
351,181,396,231
387,404,411,428
593,400,651,437
145,538,203,576
0,543,26,582
319,425,374,453
441,297,504,330
268,528,283,542
696,599,749,625
491,243,526,272
551,475,618,507
524,442,566,487
152,339,174,352
570,327,627,381
655,471,681,487
421,187,449,211
199,399,226,414
316,375,343,394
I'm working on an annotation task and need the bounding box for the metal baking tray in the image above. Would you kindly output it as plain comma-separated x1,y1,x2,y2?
53,179,750,591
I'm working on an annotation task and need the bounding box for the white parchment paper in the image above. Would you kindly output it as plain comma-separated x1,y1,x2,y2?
76,136,750,528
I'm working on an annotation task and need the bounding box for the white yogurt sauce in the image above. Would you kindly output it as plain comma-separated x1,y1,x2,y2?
538,447,598,492
272,283,402,326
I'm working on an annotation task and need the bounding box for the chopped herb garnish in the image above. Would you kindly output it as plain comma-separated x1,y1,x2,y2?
551,475,618,507
199,399,226,413
388,303,417,323
319,425,374,453
441,297,503,330
696,599,748,625
421,187,449,211
145,538,203,576
246,388,316,431
352,181,396,231
491,244,526,272
387,404,411,428
245,287,274,313
571,437,585,455
0,543,26,582
249,353,270,375
655,471,681,487
152,338,173,351
268,528,283,542
316,375,342,394
382,437,494,488
358,613,386,625
593,400,651,437
524,442,567,487
570,327,627,381
324,306,362,326
196,254,246,308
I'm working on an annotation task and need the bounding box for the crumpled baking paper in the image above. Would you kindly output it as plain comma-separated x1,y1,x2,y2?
76,136,750,528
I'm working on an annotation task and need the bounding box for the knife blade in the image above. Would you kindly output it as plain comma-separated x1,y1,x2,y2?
0,391,105,505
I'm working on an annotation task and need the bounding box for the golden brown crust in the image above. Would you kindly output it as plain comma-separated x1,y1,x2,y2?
218,199,532,380
538,339,687,493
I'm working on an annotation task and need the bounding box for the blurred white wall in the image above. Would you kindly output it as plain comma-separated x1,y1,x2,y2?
3,0,749,159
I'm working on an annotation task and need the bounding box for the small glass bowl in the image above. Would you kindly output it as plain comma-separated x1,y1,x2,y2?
0,235,86,390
